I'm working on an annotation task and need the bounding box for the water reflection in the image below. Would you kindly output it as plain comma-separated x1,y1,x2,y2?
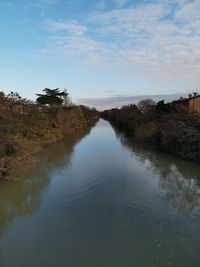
0,128,91,235
0,120,200,267
115,130,200,215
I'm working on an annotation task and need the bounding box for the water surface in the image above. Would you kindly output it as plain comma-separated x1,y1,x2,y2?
0,120,200,267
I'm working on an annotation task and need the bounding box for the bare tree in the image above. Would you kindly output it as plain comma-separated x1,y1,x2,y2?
138,98,156,113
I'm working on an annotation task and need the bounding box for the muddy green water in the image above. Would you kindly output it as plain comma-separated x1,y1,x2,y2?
0,120,200,267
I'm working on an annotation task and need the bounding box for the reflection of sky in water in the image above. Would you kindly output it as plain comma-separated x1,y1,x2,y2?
0,119,200,267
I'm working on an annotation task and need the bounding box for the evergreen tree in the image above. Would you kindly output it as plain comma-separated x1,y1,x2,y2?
36,88,68,107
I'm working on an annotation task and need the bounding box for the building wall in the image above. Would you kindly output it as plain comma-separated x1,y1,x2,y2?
189,97,200,114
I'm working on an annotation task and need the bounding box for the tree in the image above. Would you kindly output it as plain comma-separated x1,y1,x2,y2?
36,88,68,108
137,98,156,113
7,91,22,102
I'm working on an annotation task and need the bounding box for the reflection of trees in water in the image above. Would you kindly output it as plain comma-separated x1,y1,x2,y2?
0,128,91,236
0,169,49,236
115,129,200,215
37,128,91,171
159,165,200,214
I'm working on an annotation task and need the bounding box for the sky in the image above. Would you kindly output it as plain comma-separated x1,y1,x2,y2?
0,0,200,109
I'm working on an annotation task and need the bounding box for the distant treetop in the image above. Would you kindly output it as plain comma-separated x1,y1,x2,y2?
36,88,69,108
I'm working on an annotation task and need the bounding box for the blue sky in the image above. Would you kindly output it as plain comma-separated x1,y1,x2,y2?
0,0,200,108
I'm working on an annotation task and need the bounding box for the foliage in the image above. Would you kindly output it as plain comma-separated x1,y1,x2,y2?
137,98,156,113
36,88,68,107
102,105,140,133
102,101,200,162
79,105,99,125
0,90,99,179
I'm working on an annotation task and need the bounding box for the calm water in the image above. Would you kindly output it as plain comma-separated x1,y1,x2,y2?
0,119,200,267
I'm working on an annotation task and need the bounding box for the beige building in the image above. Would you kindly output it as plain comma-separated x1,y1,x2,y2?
189,93,200,114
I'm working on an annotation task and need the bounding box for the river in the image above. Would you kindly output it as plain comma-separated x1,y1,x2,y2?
0,119,200,267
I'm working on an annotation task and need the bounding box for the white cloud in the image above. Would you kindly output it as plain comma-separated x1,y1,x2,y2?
41,20,109,67
45,20,87,35
175,1,200,25
41,0,200,92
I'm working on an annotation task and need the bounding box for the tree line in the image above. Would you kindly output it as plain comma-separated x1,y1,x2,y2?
101,98,200,162
0,88,99,179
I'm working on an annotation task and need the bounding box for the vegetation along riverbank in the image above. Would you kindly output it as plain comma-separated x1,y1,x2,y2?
101,94,200,162
0,89,99,180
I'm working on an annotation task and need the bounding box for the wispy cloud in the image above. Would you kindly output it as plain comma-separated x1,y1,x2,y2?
40,0,200,92
95,1,107,10
45,20,87,35
113,0,127,8
41,20,113,67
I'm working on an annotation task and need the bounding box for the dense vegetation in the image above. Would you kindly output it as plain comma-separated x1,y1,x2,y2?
101,100,200,162
0,90,99,179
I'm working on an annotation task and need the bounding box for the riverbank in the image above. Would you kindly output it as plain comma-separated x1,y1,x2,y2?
101,105,200,162
0,92,99,180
